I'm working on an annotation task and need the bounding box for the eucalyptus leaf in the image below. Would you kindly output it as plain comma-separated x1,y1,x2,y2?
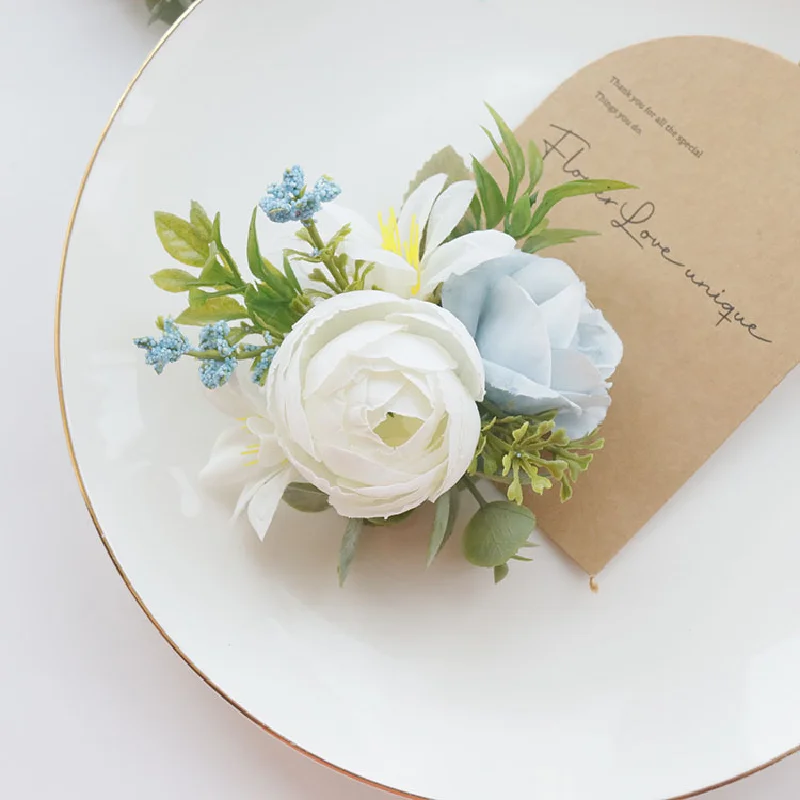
485,103,525,184
472,159,505,229
403,146,472,201
151,268,199,293
522,228,599,253
494,563,510,584
338,518,364,586
154,211,209,267
528,179,634,232
427,488,460,567
462,501,536,568
175,296,248,325
190,201,213,241
282,482,330,513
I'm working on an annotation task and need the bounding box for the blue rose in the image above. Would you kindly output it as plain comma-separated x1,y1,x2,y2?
441,252,623,438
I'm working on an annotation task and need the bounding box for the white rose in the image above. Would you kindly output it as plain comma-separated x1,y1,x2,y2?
266,290,485,518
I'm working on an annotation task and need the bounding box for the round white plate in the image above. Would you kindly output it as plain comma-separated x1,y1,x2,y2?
57,1,800,798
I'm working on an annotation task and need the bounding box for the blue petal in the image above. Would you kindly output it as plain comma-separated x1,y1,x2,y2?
474,275,551,386
441,252,532,337
483,360,573,417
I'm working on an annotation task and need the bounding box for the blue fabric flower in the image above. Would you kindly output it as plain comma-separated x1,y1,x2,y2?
441,253,623,438
258,165,341,224
198,321,234,356
133,319,190,374
198,356,237,389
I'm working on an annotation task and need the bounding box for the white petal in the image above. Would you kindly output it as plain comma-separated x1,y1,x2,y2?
425,180,477,252
247,465,299,540
385,306,484,399
399,174,447,243
538,282,586,350
304,320,404,396
318,204,382,249
418,230,517,296
200,424,261,486
475,275,551,387
430,371,481,496
202,369,264,419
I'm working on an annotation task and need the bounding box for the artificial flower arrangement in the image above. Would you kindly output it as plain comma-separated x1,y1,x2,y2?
134,105,630,584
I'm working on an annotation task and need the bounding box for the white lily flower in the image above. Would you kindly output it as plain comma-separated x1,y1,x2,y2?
321,174,517,298
200,371,298,539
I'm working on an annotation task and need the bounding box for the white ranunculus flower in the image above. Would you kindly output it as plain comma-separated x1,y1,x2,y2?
442,252,623,439
320,174,517,298
266,290,485,519
200,371,299,539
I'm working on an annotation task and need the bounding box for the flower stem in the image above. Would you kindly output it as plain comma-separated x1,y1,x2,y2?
461,476,487,508
303,220,348,290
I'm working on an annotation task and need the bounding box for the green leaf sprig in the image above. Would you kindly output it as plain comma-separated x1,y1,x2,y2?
451,104,634,253
469,403,605,504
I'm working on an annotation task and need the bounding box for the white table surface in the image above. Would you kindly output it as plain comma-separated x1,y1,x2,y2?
2,1,798,797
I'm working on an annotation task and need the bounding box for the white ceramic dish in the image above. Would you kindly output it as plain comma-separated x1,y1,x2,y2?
57,1,800,797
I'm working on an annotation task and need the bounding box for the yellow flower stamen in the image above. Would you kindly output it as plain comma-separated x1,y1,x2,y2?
377,208,422,294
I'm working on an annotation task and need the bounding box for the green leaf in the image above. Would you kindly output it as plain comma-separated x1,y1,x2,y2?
528,179,634,232
338,518,364,586
494,563,510,583
282,254,303,294
427,489,460,567
151,268,199,293
282,483,330,513
522,228,599,253
246,208,270,283
175,296,248,325
154,211,210,267
485,103,525,183
198,250,235,286
211,213,241,280
188,287,208,307
507,195,533,238
469,193,482,227
247,209,295,299
190,201,213,241
527,140,544,190
462,501,536,568
472,159,505,229
480,126,511,174
404,145,472,201
243,285,298,333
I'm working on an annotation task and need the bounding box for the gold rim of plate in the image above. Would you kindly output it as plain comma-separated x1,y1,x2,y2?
52,1,800,796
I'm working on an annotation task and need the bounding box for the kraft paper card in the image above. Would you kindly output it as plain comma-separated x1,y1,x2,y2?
484,37,800,574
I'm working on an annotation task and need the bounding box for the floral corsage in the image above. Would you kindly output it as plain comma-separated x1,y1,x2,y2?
134,105,630,583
